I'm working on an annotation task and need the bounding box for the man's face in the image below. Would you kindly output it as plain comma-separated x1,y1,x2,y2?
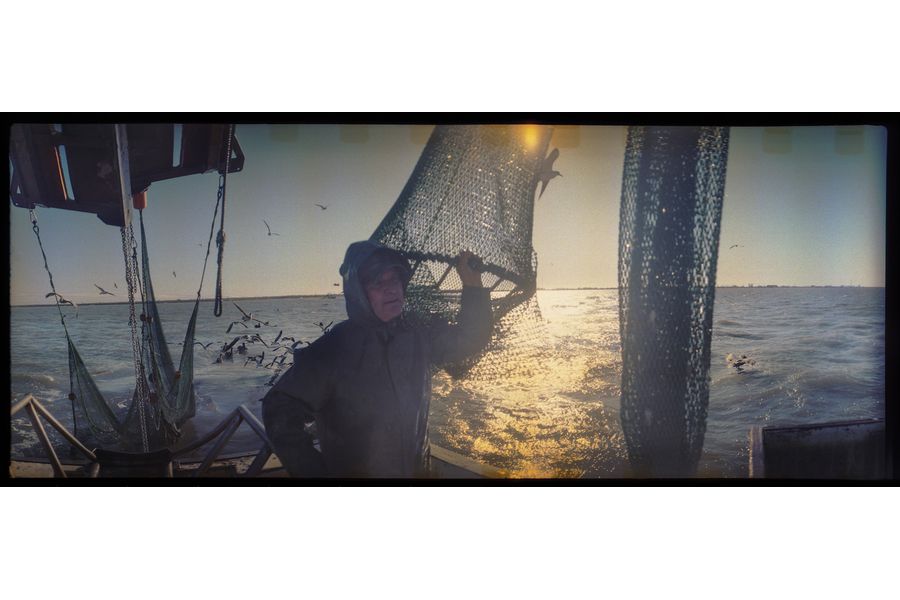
364,267,404,322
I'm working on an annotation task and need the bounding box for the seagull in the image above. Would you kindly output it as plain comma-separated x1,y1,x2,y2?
726,353,756,372
538,147,562,199
172,271,177,278
264,220,280,236
729,244,744,249
315,204,328,210
264,354,290,369
250,333,270,347
244,351,265,367
193,341,214,349
94,283,115,296
225,320,249,334
224,333,270,353
231,300,253,321
230,300,271,326
223,337,242,352
46,292,78,316
114,282,118,289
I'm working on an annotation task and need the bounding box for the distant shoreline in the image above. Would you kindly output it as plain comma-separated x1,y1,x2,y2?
10,286,884,308
11,293,343,308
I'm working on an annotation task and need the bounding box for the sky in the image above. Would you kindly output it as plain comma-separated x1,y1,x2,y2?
8,122,887,306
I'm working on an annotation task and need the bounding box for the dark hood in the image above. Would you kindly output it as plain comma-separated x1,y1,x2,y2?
339,240,411,325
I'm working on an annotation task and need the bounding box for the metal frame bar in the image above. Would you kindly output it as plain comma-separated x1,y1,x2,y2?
11,395,98,478
11,396,279,478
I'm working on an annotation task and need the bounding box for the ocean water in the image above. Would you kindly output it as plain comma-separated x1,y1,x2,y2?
9,287,885,478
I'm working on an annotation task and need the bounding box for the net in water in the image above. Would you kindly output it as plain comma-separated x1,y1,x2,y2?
618,125,730,477
371,124,553,380
67,216,198,452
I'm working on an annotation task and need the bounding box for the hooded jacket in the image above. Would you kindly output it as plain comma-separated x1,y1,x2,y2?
262,240,493,478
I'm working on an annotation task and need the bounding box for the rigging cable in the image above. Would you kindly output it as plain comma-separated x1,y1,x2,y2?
29,209,79,439
212,124,234,317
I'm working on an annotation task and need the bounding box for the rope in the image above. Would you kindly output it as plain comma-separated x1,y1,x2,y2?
29,210,67,325
29,209,78,436
212,124,234,317
198,169,223,297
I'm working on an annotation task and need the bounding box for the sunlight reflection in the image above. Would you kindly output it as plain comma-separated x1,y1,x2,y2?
430,344,627,478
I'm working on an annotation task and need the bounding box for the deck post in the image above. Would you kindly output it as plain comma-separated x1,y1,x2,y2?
749,426,765,478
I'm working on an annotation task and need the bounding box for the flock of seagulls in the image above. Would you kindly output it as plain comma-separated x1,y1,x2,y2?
43,202,341,388
186,301,321,387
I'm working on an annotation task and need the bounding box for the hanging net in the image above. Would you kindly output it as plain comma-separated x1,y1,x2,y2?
138,214,198,428
66,215,199,453
618,125,730,477
21,123,234,456
371,124,552,380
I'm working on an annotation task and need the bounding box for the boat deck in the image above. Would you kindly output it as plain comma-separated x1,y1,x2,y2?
9,445,506,480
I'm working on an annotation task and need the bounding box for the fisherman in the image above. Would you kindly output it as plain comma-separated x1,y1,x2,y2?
261,240,492,478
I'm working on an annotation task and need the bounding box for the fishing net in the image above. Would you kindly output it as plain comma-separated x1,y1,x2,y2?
618,125,730,477
138,214,198,427
371,124,552,380
66,332,155,449
67,216,198,452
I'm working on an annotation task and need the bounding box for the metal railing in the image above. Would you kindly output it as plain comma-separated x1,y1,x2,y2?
170,405,276,477
11,395,279,478
10,395,98,478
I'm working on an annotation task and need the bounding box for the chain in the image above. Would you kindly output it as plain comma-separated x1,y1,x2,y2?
122,222,150,452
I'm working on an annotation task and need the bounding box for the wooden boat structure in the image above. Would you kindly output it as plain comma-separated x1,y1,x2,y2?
9,394,506,479
750,418,887,480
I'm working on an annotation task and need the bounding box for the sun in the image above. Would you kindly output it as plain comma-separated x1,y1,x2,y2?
517,124,544,152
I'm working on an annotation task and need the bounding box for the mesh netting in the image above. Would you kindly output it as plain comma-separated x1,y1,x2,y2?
371,125,552,380
68,217,197,452
139,214,197,427
67,333,153,448
618,126,730,477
